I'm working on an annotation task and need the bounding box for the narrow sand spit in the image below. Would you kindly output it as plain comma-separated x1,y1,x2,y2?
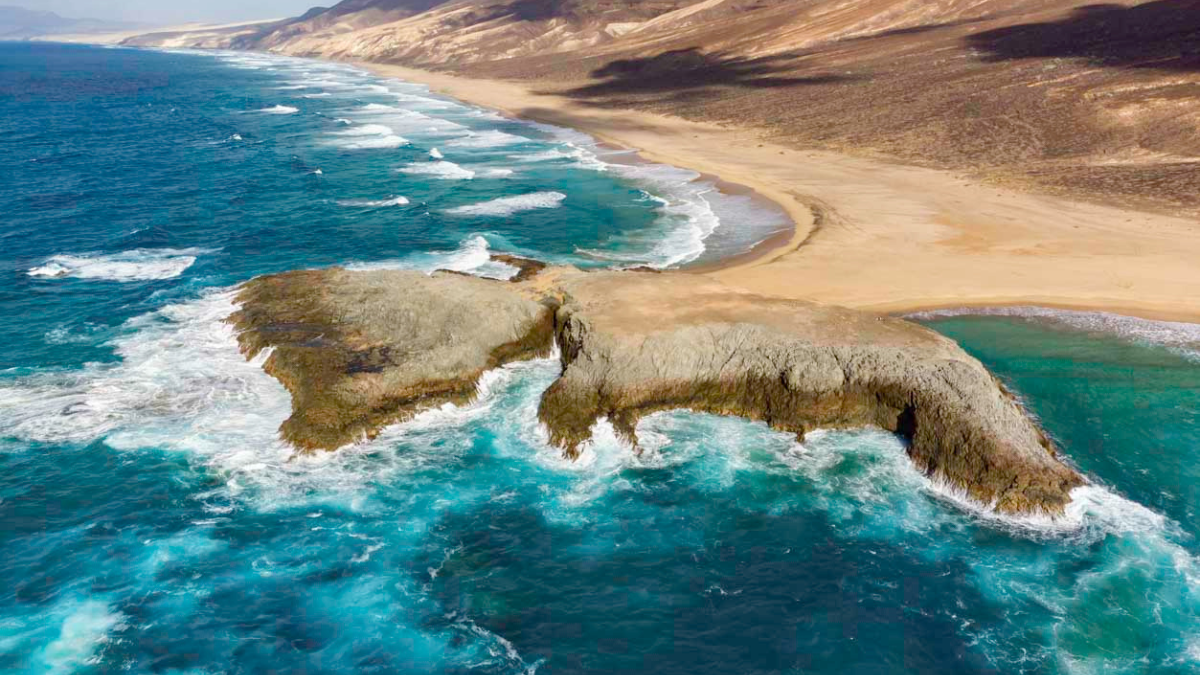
362,63,1200,323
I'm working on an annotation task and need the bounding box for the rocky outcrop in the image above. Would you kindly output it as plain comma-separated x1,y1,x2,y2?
537,271,1084,515
230,265,1084,515
228,267,555,450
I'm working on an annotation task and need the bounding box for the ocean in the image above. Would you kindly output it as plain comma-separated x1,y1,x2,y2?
1,41,1198,674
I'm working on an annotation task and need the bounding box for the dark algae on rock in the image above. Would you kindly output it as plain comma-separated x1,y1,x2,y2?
230,265,1084,515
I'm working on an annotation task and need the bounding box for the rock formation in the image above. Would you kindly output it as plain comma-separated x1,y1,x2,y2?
537,271,1084,515
228,267,555,450
230,265,1084,515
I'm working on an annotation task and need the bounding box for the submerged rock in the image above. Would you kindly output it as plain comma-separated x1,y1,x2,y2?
537,271,1084,515
230,265,1084,515
228,268,555,450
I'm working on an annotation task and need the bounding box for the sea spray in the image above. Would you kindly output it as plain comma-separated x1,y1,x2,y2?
344,235,520,279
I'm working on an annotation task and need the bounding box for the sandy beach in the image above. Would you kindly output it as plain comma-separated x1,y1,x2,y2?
362,63,1200,323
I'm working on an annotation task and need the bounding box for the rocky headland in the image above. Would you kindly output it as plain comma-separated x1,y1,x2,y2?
229,267,555,450
230,264,1085,516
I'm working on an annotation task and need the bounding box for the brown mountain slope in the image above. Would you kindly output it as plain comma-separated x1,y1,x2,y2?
124,0,1200,211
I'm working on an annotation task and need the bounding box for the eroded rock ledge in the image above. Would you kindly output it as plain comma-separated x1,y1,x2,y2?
230,265,1084,515
537,272,1084,515
229,268,555,450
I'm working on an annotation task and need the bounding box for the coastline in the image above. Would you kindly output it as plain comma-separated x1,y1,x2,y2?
359,62,1200,324
356,62,817,270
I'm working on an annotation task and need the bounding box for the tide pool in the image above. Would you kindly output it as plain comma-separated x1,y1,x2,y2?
1,42,1198,675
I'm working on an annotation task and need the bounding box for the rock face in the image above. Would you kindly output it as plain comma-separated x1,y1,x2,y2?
230,265,1084,515
228,267,555,450
537,271,1084,515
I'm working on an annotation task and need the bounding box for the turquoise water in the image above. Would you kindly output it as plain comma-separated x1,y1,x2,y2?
1,42,1199,674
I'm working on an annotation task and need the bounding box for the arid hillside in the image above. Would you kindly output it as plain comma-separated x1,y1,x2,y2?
125,0,1200,211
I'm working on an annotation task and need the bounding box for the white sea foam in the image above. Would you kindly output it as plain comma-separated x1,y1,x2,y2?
446,130,530,149
27,248,211,282
338,136,408,150
908,306,1200,360
508,126,733,267
354,104,467,136
34,599,126,674
44,323,106,345
336,123,396,137
396,160,475,180
0,290,350,511
390,92,460,111
345,235,518,280
517,119,788,267
337,196,410,208
447,612,545,675
360,103,404,113
429,148,444,159
0,291,285,446
302,93,332,99
291,78,349,89
445,192,566,217
510,148,590,165
252,105,298,115
327,123,409,150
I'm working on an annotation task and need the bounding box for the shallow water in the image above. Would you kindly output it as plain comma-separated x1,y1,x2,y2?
1,43,1198,675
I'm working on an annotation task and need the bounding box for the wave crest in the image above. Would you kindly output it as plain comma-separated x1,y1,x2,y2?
445,192,566,217
27,248,212,282
397,160,475,180
336,196,410,208
253,105,298,115
345,235,519,280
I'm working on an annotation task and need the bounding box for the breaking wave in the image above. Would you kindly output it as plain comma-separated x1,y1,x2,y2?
445,192,566,217
251,105,298,115
345,235,519,281
26,248,212,282
327,123,409,150
336,196,410,208
397,160,475,180
447,130,530,149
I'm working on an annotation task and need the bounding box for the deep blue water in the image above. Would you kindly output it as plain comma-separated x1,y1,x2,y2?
1,42,1199,675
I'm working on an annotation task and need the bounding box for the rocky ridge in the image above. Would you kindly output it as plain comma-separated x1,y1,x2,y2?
230,264,1085,516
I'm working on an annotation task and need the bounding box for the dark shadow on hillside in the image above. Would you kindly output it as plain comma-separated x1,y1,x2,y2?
562,48,859,104
967,1,1200,72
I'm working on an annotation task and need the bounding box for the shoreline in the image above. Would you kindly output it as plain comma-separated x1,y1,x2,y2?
356,62,818,272
358,61,1200,325
580,141,796,272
